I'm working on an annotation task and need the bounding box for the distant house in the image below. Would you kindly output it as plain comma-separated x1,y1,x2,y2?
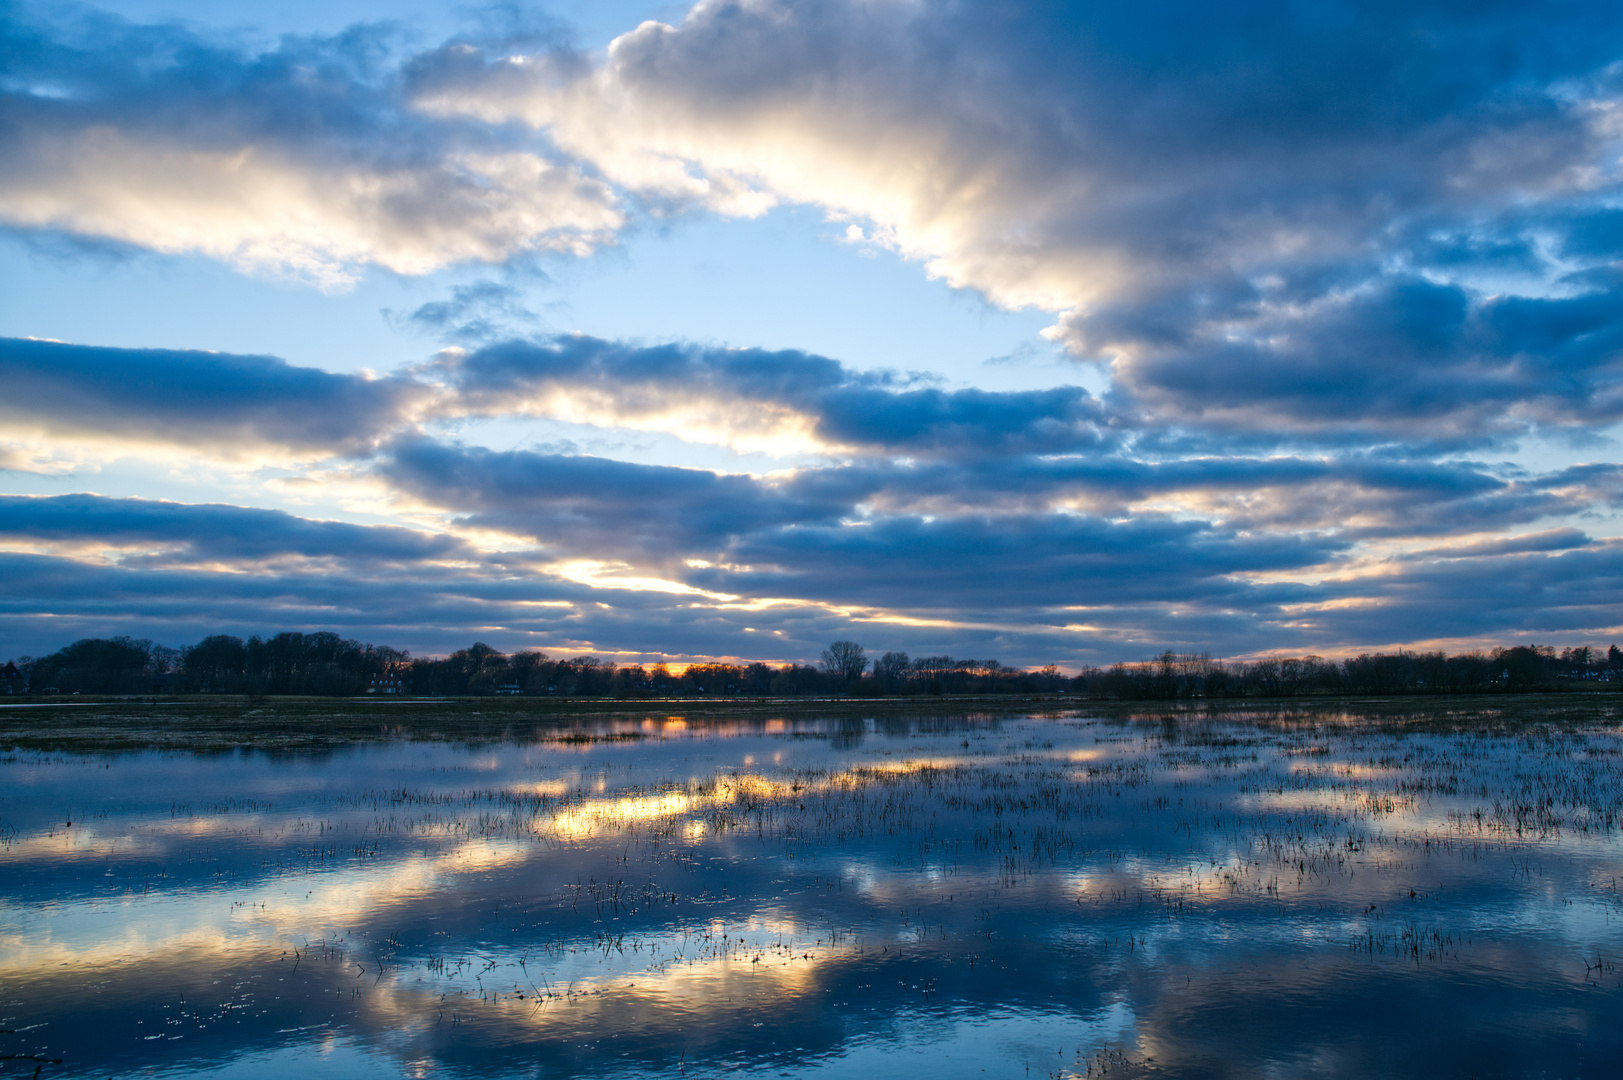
497,683,523,695
369,677,402,694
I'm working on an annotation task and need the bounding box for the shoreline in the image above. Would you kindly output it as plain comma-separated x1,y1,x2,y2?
0,693,1619,753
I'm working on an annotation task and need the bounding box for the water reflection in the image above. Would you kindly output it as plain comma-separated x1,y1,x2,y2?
2,707,1621,1078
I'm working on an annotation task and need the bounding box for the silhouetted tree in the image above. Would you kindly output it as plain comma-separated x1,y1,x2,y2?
743,662,775,694
182,635,249,691
820,641,868,685
872,651,910,692
770,663,830,695
29,637,166,694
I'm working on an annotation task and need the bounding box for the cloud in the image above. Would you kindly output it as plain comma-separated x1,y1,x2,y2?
3,327,1107,467
698,511,1338,612
428,334,1111,457
1407,527,1593,561
5,487,1617,664
8,318,1620,662
10,328,1617,659
0,336,422,457
377,435,855,566
21,328,1557,545
7,1,1623,448
0,12,623,287
0,443,77,475
0,493,467,566
411,0,1623,439
0,538,969,665
414,0,1623,297
9,1,1622,443
1287,538,1623,647
1110,275,1623,440
394,279,543,345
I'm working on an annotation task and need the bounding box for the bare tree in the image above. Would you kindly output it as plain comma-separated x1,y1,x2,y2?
820,640,868,683
872,650,910,689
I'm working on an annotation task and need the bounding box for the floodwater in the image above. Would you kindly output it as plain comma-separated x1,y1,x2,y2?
2,707,1620,1078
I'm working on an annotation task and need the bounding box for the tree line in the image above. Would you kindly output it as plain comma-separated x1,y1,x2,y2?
1,633,409,697
0,634,1070,698
1,633,1619,698
1082,645,1623,699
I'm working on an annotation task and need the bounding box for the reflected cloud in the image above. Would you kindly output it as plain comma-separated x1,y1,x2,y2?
2,708,1621,1077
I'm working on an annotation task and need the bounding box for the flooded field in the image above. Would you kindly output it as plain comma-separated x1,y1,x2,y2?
2,701,1621,1078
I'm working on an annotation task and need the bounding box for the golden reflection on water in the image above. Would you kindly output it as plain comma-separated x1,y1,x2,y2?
1286,760,1399,779
0,834,558,978
354,920,858,1044
531,756,975,842
508,780,572,798
0,756,980,981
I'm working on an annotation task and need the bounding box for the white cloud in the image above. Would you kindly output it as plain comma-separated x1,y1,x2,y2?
412,0,1623,365
413,8,1113,314
0,128,623,288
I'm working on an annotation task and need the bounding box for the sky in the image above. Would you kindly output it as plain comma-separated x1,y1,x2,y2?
4,0,1623,668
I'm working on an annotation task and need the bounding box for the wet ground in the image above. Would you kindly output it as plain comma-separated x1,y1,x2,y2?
2,703,1620,1077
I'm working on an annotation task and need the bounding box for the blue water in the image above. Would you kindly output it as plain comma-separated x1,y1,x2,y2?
2,707,1619,1078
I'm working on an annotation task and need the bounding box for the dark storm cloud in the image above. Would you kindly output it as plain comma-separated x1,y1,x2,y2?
0,337,420,454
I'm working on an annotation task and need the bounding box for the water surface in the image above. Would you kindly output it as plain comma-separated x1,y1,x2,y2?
2,705,1620,1078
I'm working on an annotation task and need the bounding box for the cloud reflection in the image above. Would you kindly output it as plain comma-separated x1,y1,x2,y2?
3,709,1620,1077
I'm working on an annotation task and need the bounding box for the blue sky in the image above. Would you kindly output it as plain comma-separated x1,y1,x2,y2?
4,0,1623,666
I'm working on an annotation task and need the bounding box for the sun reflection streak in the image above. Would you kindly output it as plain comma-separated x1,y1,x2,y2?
0,836,546,978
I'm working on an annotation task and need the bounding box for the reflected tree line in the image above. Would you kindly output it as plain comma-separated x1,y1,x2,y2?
2,633,1620,698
